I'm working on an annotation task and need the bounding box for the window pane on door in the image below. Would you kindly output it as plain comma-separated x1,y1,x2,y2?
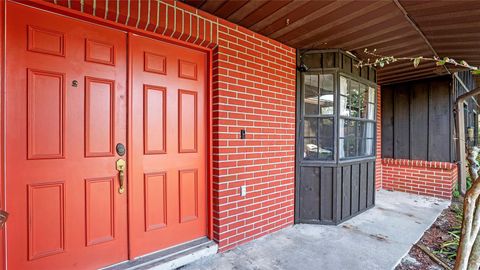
304,118,317,137
319,74,334,115
359,84,368,118
349,81,360,117
318,118,334,160
304,74,319,115
304,138,318,159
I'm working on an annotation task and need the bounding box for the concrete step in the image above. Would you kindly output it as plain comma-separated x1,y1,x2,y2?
102,237,218,270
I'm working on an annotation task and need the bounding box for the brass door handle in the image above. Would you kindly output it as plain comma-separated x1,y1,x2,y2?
116,159,126,194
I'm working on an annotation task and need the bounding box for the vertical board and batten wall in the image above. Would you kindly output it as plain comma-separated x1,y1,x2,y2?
381,76,454,162
298,162,375,224
382,72,477,163
296,50,376,225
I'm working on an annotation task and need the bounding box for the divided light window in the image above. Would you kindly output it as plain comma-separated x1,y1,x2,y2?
301,73,376,161
339,76,375,159
303,73,334,160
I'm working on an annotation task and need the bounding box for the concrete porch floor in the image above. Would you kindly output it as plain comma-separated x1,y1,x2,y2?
180,190,450,270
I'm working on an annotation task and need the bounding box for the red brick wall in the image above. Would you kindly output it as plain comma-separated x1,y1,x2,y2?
44,0,296,252
381,159,458,199
212,17,296,253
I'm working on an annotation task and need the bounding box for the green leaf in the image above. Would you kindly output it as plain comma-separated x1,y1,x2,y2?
413,57,422,68
436,60,446,66
472,70,480,75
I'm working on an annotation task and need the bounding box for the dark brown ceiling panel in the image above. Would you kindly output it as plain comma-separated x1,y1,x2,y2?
184,0,480,84
300,14,409,50
239,0,293,28
380,63,438,78
249,0,306,32
429,34,480,43
286,1,393,47
401,1,480,16
380,69,447,84
214,0,249,19
421,22,480,32
413,10,480,24
226,0,269,23
260,1,337,37
186,0,207,8
297,10,407,48
270,0,353,40
196,0,227,13
346,29,416,51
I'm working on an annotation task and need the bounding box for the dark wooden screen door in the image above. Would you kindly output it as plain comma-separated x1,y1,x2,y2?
6,2,128,269
128,34,208,258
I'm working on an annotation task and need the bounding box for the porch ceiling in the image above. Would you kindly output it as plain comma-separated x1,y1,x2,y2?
185,0,480,85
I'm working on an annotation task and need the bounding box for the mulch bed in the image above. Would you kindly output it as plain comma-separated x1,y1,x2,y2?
395,199,463,270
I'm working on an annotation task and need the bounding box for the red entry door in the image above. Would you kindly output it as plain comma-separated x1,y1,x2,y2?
129,34,208,258
6,2,128,269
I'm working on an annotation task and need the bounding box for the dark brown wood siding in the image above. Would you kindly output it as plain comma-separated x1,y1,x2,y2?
295,50,377,225
381,76,454,162
297,161,375,224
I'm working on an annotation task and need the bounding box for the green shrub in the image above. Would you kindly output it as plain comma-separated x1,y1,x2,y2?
453,176,473,198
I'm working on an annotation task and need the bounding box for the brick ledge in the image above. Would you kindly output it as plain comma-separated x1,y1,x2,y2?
382,158,456,170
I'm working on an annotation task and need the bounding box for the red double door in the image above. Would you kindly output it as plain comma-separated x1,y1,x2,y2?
5,2,207,269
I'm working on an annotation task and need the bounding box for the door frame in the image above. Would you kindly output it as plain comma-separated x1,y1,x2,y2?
0,0,214,267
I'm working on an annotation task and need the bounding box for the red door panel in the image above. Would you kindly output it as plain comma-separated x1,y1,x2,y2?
129,34,208,258
6,2,128,269
5,2,209,268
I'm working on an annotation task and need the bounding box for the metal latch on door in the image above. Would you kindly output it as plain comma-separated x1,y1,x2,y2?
116,159,126,194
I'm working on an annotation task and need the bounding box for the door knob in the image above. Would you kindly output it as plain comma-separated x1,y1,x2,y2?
116,159,126,194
